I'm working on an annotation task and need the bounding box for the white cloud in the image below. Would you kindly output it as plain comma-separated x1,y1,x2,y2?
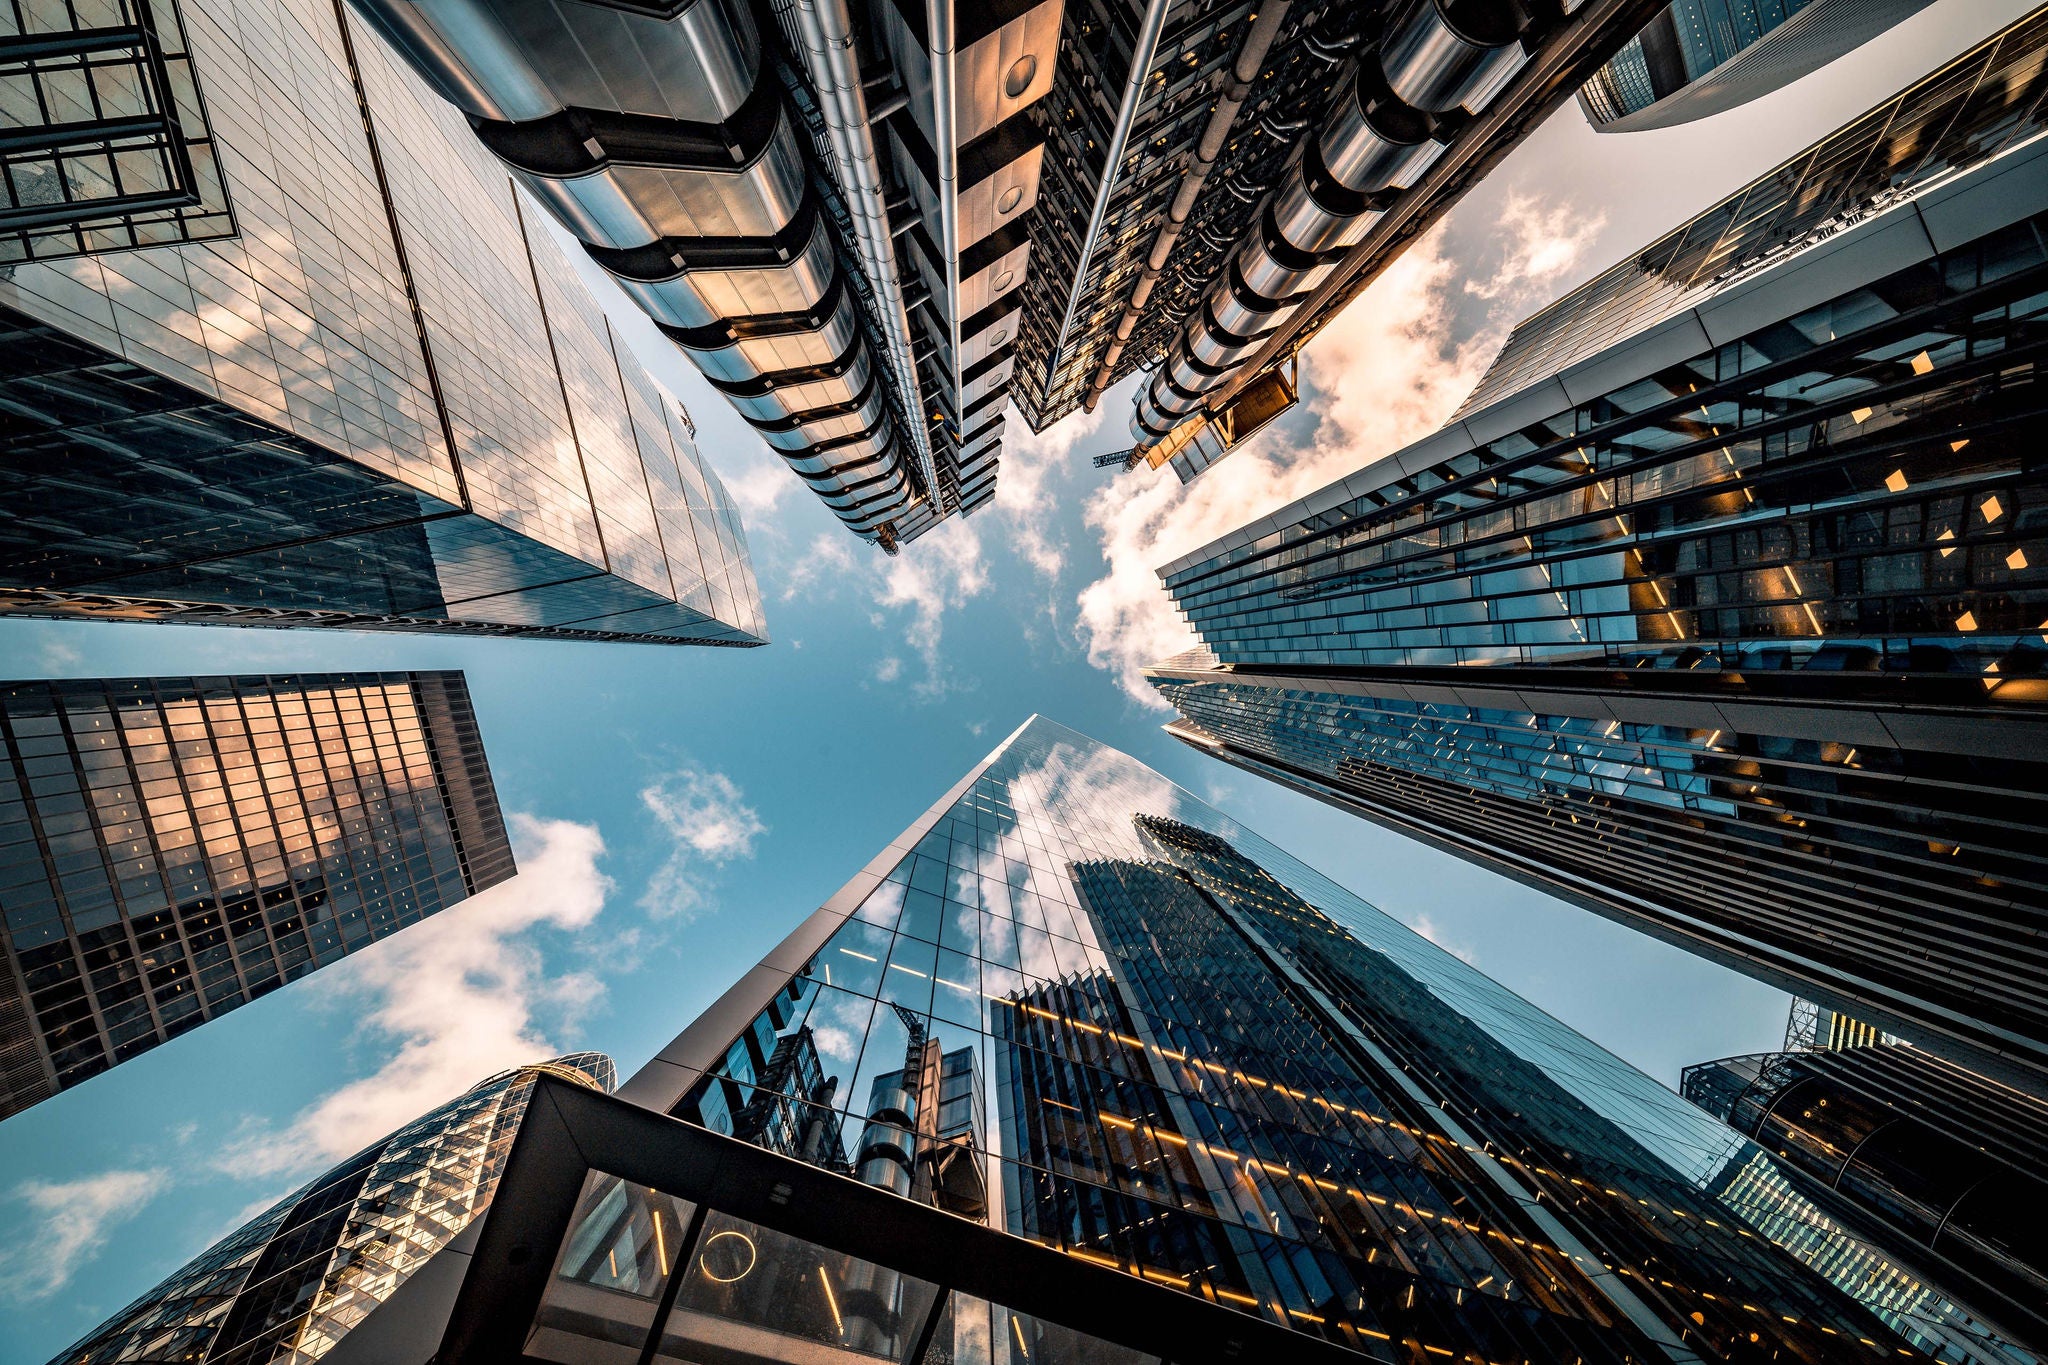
0,1168,163,1303
639,766,767,919
1405,913,1479,966
722,462,794,520
777,533,859,603
993,397,1117,579
875,518,989,698
221,815,612,1178
38,638,83,671
1074,196,1604,705
1462,191,1606,302
873,655,904,684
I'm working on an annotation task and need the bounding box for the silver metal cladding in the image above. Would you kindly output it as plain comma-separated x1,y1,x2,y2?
1126,0,1528,471
346,0,929,544
1378,0,1526,114
790,0,938,499
610,213,839,330
1270,178,1381,254
671,291,870,384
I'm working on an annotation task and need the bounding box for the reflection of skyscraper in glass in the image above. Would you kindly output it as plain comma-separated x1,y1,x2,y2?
1149,9,2048,1093
640,716,2028,1363
48,1052,615,1365
0,672,512,1120
1702,1151,2032,1363
0,0,764,646
1580,0,1935,133
1684,1041,2048,1348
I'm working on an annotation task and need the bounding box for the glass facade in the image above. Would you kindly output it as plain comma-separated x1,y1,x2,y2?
1149,15,2048,1092
0,671,514,1119
1577,0,1934,133
0,0,764,645
47,1052,616,1365
1489,12,2048,414
1,0,236,264
1683,1043,2048,1347
664,716,2030,1364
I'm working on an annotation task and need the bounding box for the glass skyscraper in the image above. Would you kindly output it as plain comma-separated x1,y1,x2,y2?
0,671,514,1120
1578,0,1935,133
347,717,2037,1365
1148,10,2048,1092
2,0,236,265
48,1051,616,1365
0,0,764,646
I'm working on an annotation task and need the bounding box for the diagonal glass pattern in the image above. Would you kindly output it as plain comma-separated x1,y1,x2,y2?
669,717,2031,1365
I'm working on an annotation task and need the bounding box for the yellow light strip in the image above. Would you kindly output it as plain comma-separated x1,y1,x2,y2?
818,1265,844,1336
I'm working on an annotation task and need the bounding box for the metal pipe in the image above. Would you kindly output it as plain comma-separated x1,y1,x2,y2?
1044,0,1176,385
791,0,938,496
927,0,963,511
1129,0,1529,447
1207,0,1663,414
1082,0,1292,412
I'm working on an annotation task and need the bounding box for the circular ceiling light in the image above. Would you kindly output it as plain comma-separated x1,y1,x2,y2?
699,1229,758,1283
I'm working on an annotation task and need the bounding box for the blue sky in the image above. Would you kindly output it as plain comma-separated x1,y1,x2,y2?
0,2,2025,1356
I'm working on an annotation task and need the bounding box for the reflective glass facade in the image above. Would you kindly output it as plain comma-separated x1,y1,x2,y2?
48,1052,616,1365
1150,22,2048,1091
0,0,763,645
1484,12,2048,415
1,0,236,264
1578,0,1933,134
1683,1044,2048,1347
659,716,2029,1364
0,671,513,1119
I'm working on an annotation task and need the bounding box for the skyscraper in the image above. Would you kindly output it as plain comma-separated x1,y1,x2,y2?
1148,8,2048,1090
47,1052,616,1365
345,0,1704,526
0,0,765,645
320,717,2035,1365
2,0,235,265
0,671,514,1120
1684,1039,2048,1348
1579,0,1936,133
349,0,1062,548
1105,0,1949,485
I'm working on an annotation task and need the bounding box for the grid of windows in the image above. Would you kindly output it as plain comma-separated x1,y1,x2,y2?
50,1053,615,1365
1149,660,2048,1086
0,671,513,1118
1469,10,2048,416
1149,151,2048,1091
674,718,2024,1364
0,0,764,645
1681,1043,2048,1345
1169,217,2048,675
0,0,234,264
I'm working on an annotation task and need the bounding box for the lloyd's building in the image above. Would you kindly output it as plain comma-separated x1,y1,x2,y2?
1148,8,2048,1094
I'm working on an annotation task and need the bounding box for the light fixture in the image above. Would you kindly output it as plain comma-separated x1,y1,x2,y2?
700,1229,758,1283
